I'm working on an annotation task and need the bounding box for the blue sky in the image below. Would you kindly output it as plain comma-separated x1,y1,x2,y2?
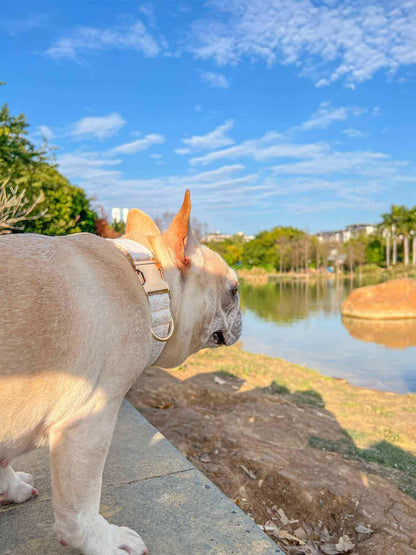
2,0,416,234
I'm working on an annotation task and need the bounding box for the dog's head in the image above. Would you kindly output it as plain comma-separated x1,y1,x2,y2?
124,191,242,367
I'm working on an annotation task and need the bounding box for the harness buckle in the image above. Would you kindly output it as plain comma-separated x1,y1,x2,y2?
133,259,170,296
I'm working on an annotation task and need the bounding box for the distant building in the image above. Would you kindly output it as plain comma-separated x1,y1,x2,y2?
317,223,376,244
203,231,254,243
111,207,129,223
316,230,343,244
343,223,376,241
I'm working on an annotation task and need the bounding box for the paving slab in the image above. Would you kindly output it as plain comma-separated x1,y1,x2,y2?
0,400,282,554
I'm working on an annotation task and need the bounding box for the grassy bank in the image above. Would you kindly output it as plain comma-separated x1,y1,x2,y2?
130,345,416,552
179,346,416,494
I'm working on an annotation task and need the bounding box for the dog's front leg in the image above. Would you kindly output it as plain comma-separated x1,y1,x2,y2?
50,400,148,555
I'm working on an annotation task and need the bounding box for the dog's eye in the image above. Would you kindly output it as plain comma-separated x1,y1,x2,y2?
231,286,238,297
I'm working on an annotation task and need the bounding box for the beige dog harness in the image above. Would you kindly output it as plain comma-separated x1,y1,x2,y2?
109,238,174,363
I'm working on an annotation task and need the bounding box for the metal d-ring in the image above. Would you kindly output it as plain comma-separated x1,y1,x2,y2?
151,315,175,342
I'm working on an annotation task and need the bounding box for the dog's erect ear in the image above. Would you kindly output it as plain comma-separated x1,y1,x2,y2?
163,190,197,270
126,208,161,236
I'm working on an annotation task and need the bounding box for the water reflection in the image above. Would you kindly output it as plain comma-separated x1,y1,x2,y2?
239,277,416,393
342,317,416,350
240,278,358,324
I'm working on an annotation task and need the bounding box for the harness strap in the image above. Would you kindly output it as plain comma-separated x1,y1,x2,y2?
109,238,174,363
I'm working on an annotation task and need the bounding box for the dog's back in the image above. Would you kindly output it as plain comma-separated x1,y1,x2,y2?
0,233,151,459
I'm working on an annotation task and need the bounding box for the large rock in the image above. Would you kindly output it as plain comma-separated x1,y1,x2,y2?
341,278,416,319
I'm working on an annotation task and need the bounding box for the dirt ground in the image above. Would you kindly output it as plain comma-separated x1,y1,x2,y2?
126,348,416,554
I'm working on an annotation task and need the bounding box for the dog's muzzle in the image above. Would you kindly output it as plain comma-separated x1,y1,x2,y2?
212,330,225,345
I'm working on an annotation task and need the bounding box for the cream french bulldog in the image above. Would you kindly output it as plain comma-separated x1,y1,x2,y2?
0,191,242,555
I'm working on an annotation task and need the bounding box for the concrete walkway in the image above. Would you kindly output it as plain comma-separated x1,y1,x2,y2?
0,401,282,554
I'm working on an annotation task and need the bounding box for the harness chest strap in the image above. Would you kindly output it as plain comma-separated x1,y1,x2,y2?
109,239,174,360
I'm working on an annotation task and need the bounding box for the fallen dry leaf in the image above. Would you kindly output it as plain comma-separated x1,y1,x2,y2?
335,534,355,552
355,523,373,534
306,540,322,555
320,543,340,555
278,507,289,525
264,520,279,535
278,529,306,545
214,376,226,385
294,527,307,541
277,507,298,526
239,464,256,479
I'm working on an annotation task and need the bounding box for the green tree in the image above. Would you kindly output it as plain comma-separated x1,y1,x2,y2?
365,237,385,266
241,227,305,271
379,205,413,265
204,234,245,267
0,103,97,235
0,104,47,174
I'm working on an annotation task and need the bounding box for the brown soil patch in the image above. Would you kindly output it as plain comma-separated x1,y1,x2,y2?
127,349,416,554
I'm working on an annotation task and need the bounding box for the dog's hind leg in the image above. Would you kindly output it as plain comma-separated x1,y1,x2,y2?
50,398,148,555
0,463,38,505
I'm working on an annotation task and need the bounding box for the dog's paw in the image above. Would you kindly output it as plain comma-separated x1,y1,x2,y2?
57,514,148,555
113,525,149,555
0,470,38,505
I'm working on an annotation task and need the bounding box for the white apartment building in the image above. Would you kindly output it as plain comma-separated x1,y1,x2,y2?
317,223,376,244
203,231,255,243
111,207,129,223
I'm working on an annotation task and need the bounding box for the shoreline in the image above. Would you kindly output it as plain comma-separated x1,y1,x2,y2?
238,340,414,395
238,266,416,286
128,346,416,553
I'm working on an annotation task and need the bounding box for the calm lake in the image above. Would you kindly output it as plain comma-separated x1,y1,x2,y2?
239,278,416,394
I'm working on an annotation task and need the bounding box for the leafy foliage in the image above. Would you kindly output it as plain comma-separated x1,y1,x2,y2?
0,103,97,235
206,205,416,273
204,234,245,267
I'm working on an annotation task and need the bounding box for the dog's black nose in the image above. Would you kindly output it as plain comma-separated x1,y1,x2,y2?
213,330,225,345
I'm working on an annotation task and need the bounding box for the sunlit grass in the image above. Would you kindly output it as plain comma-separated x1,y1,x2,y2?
173,344,416,497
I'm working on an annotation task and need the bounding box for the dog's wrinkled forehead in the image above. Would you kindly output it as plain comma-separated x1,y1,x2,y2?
200,246,238,290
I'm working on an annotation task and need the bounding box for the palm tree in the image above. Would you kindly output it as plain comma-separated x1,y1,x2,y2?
401,209,411,266
410,207,416,265
380,205,408,265
386,231,391,267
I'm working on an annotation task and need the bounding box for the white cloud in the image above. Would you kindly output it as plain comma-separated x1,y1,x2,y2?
189,0,416,87
271,150,392,176
139,4,156,26
70,113,126,140
301,102,364,130
57,137,416,224
200,71,229,88
57,154,261,210
180,119,234,153
108,134,165,155
195,104,202,112
187,164,245,182
284,199,385,215
188,131,321,166
46,20,162,60
175,147,191,155
1,13,47,36
38,125,55,141
260,177,345,196
58,152,122,183
150,153,163,159
343,128,365,139
188,174,259,191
